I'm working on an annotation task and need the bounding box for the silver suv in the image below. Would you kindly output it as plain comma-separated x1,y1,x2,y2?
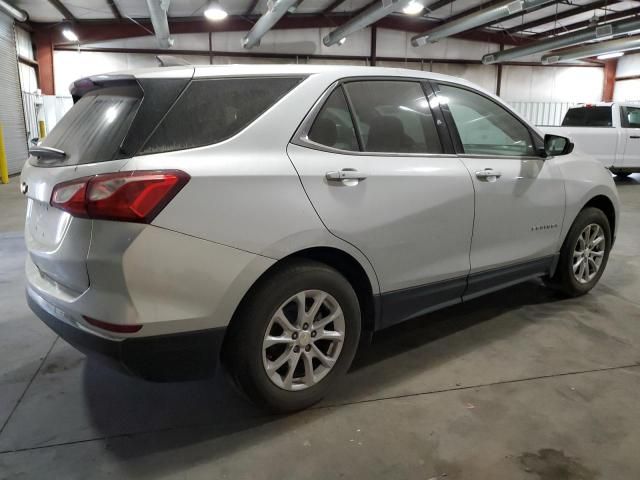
22,65,619,412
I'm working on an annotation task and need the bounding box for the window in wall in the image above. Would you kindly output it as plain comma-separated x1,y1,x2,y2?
343,81,442,154
622,106,640,128
437,84,536,157
308,87,359,151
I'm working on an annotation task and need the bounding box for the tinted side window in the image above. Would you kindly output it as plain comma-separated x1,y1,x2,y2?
438,84,535,157
343,81,442,154
562,107,612,127
308,87,359,151
141,77,301,154
622,106,640,128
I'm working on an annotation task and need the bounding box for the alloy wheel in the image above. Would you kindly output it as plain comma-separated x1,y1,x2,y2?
262,290,345,391
572,223,605,284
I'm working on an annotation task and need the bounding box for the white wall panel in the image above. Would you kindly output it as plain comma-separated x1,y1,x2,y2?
87,28,371,57
616,53,640,77
54,27,606,104
15,26,33,59
432,63,497,93
614,79,640,101
18,62,37,92
501,65,603,102
376,28,498,60
86,29,498,61
53,50,209,95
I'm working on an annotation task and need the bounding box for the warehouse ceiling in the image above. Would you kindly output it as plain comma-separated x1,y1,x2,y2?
7,0,640,65
12,0,640,36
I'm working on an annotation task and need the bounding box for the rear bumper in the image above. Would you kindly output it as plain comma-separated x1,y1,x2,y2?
27,290,226,381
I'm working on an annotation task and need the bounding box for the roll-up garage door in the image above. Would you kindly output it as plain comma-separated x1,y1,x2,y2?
0,11,27,175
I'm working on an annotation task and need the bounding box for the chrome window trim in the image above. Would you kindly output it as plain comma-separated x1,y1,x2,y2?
290,76,455,159
457,153,547,161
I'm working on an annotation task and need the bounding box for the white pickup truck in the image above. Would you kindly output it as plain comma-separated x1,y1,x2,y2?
545,102,640,177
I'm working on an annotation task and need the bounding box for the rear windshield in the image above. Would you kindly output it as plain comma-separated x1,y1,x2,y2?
38,85,141,166
562,106,612,127
34,76,302,166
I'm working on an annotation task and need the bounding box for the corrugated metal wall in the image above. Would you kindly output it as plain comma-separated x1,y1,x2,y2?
21,91,38,145
0,11,27,175
509,101,574,127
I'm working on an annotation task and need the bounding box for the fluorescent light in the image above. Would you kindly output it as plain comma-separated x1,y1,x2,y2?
403,1,424,15
597,51,624,60
204,1,228,21
338,37,346,45
62,28,78,42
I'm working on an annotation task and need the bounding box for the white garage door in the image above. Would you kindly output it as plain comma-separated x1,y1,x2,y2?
0,11,27,175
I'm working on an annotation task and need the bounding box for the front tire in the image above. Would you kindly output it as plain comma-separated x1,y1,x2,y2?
548,207,611,297
224,260,361,412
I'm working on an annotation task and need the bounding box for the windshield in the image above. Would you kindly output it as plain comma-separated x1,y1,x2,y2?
562,107,612,127
36,85,141,167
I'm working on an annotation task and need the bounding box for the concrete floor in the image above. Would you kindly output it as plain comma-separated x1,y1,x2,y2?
1,175,639,480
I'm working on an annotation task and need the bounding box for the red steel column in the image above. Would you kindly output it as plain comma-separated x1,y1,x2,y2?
602,59,618,102
34,30,55,95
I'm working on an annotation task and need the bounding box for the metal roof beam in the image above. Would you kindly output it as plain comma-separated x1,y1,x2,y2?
106,0,123,19
47,0,76,21
322,0,349,13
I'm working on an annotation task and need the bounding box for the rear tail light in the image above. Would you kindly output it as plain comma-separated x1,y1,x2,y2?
51,170,189,223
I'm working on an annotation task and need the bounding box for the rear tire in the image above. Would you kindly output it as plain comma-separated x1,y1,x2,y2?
223,260,361,413
547,207,611,297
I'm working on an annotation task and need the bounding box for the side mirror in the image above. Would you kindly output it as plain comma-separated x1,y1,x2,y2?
544,134,574,157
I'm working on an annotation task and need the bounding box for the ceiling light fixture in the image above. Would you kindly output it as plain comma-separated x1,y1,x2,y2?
62,28,78,42
403,1,424,15
204,1,228,21
597,51,624,60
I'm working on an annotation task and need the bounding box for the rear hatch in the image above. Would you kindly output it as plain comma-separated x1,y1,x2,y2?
22,72,192,294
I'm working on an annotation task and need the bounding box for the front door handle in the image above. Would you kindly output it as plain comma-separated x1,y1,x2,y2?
475,168,502,180
326,169,367,183
630,135,640,139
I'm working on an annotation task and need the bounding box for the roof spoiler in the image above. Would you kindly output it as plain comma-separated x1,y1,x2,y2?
69,74,138,103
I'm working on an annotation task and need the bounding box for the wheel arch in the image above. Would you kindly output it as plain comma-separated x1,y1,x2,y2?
222,246,379,363
582,194,616,242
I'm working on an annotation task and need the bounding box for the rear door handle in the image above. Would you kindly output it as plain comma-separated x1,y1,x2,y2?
475,169,502,180
326,169,367,182
630,135,640,139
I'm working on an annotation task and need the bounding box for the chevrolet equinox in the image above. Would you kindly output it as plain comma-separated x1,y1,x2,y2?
22,65,619,412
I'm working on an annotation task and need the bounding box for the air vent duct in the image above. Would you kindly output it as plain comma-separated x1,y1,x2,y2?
411,0,551,45
483,17,640,63
541,34,640,64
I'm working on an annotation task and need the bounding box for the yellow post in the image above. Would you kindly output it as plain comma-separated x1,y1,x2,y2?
38,120,46,139
0,123,9,185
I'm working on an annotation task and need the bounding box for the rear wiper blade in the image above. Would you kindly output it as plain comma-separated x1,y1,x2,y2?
29,146,66,160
